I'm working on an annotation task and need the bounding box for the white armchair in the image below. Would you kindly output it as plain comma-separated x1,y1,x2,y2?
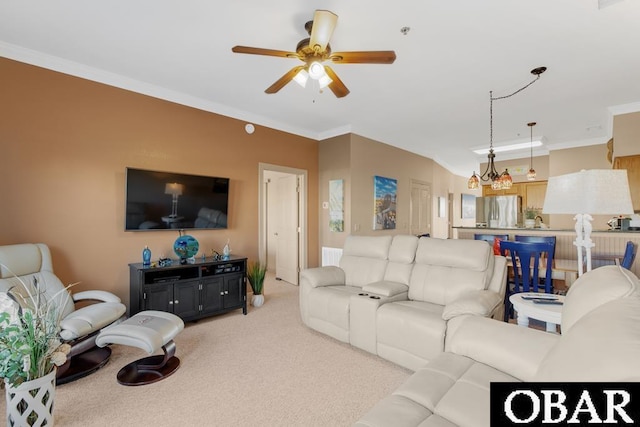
0,243,126,384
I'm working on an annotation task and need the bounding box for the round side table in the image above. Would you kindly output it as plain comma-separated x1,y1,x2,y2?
509,293,565,333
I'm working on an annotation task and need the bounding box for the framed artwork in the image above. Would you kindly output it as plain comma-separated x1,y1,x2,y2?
373,175,397,230
461,193,476,219
329,179,344,232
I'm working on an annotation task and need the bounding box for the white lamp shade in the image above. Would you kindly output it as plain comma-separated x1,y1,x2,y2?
293,69,309,87
308,62,325,80
165,183,183,196
318,74,333,89
543,169,633,215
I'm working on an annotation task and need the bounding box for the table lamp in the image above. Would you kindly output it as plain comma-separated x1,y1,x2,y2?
542,169,633,276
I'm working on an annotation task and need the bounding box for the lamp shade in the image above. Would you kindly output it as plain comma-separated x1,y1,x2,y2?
165,183,183,196
542,169,634,215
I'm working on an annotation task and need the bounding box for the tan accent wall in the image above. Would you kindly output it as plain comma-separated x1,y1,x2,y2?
0,58,319,305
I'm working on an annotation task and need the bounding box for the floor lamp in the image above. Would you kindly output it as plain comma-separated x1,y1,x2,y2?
165,183,184,218
542,169,634,276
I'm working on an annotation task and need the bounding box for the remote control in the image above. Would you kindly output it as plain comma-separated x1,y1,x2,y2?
522,296,557,301
532,300,563,305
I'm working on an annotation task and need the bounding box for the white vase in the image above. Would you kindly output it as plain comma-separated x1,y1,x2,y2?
524,219,536,228
5,369,56,427
251,294,264,307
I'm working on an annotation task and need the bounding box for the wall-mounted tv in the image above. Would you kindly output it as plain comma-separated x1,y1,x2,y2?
125,167,229,231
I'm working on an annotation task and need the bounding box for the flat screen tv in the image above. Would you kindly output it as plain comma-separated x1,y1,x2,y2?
125,167,229,231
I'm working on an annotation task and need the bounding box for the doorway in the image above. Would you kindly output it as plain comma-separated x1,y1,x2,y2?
259,163,308,286
409,179,431,236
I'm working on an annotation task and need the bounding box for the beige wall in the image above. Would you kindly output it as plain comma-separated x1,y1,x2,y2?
318,134,474,248
480,154,551,182
0,58,319,305
318,134,351,250
547,144,613,229
613,112,640,158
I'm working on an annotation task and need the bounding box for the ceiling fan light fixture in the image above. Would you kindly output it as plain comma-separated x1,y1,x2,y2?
308,61,326,79
527,122,537,181
318,74,333,89
293,69,309,87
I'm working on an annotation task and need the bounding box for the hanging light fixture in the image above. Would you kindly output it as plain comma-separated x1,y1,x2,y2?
527,122,537,181
468,66,547,190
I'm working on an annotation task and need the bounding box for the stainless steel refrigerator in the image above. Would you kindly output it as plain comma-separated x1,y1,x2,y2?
475,195,522,228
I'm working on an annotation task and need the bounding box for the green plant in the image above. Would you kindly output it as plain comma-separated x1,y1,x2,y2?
247,261,266,295
524,207,539,220
0,272,73,387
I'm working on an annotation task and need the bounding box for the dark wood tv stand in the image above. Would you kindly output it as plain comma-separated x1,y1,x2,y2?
129,255,247,321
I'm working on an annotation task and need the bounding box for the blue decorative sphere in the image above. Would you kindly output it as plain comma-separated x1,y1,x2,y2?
173,234,199,260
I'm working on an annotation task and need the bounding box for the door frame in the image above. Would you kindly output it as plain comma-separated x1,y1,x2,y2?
258,163,308,275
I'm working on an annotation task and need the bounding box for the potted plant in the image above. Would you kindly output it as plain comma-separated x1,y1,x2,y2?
0,274,73,426
247,261,266,307
524,207,538,228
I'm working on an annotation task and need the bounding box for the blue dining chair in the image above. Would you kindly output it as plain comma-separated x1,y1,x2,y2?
514,235,556,261
500,240,555,322
619,241,637,270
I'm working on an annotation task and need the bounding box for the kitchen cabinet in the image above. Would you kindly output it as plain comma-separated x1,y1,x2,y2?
613,155,640,212
523,181,548,211
129,256,247,321
483,181,547,213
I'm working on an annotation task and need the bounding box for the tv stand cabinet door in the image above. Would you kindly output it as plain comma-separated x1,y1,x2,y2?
173,280,200,320
143,282,174,313
201,277,224,316
224,273,244,310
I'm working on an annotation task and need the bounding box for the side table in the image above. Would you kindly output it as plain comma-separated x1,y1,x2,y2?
509,293,565,333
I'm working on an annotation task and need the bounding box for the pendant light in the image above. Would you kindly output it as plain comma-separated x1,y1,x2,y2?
527,122,537,181
468,66,546,189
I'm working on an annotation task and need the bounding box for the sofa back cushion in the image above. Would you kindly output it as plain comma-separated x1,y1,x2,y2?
339,235,392,287
561,265,638,334
383,235,419,285
535,289,640,381
408,238,494,305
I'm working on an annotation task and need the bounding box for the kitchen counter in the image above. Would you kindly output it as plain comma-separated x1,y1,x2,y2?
453,226,640,233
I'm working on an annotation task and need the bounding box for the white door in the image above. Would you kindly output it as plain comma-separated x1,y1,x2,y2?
410,180,431,236
275,174,299,285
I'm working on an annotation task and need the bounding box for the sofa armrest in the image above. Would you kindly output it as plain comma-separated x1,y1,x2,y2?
442,290,502,320
445,315,559,381
300,266,345,288
487,255,508,296
362,281,408,297
73,290,121,303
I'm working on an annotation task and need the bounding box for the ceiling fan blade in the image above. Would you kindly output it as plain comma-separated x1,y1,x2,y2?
330,51,397,64
232,45,298,59
324,66,350,98
265,66,306,94
309,10,338,53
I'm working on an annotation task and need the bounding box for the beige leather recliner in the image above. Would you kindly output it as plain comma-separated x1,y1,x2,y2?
0,243,127,384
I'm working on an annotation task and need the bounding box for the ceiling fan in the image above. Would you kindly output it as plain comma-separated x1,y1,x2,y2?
231,10,396,98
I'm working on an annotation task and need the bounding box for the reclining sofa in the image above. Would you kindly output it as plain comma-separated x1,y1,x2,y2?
355,264,640,426
300,235,508,370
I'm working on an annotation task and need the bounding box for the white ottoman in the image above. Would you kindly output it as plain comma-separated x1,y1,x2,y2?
96,310,184,386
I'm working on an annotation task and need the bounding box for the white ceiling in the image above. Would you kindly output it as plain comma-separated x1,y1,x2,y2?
2,0,640,176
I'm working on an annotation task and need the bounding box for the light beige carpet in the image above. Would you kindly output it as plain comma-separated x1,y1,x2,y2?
2,274,410,426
